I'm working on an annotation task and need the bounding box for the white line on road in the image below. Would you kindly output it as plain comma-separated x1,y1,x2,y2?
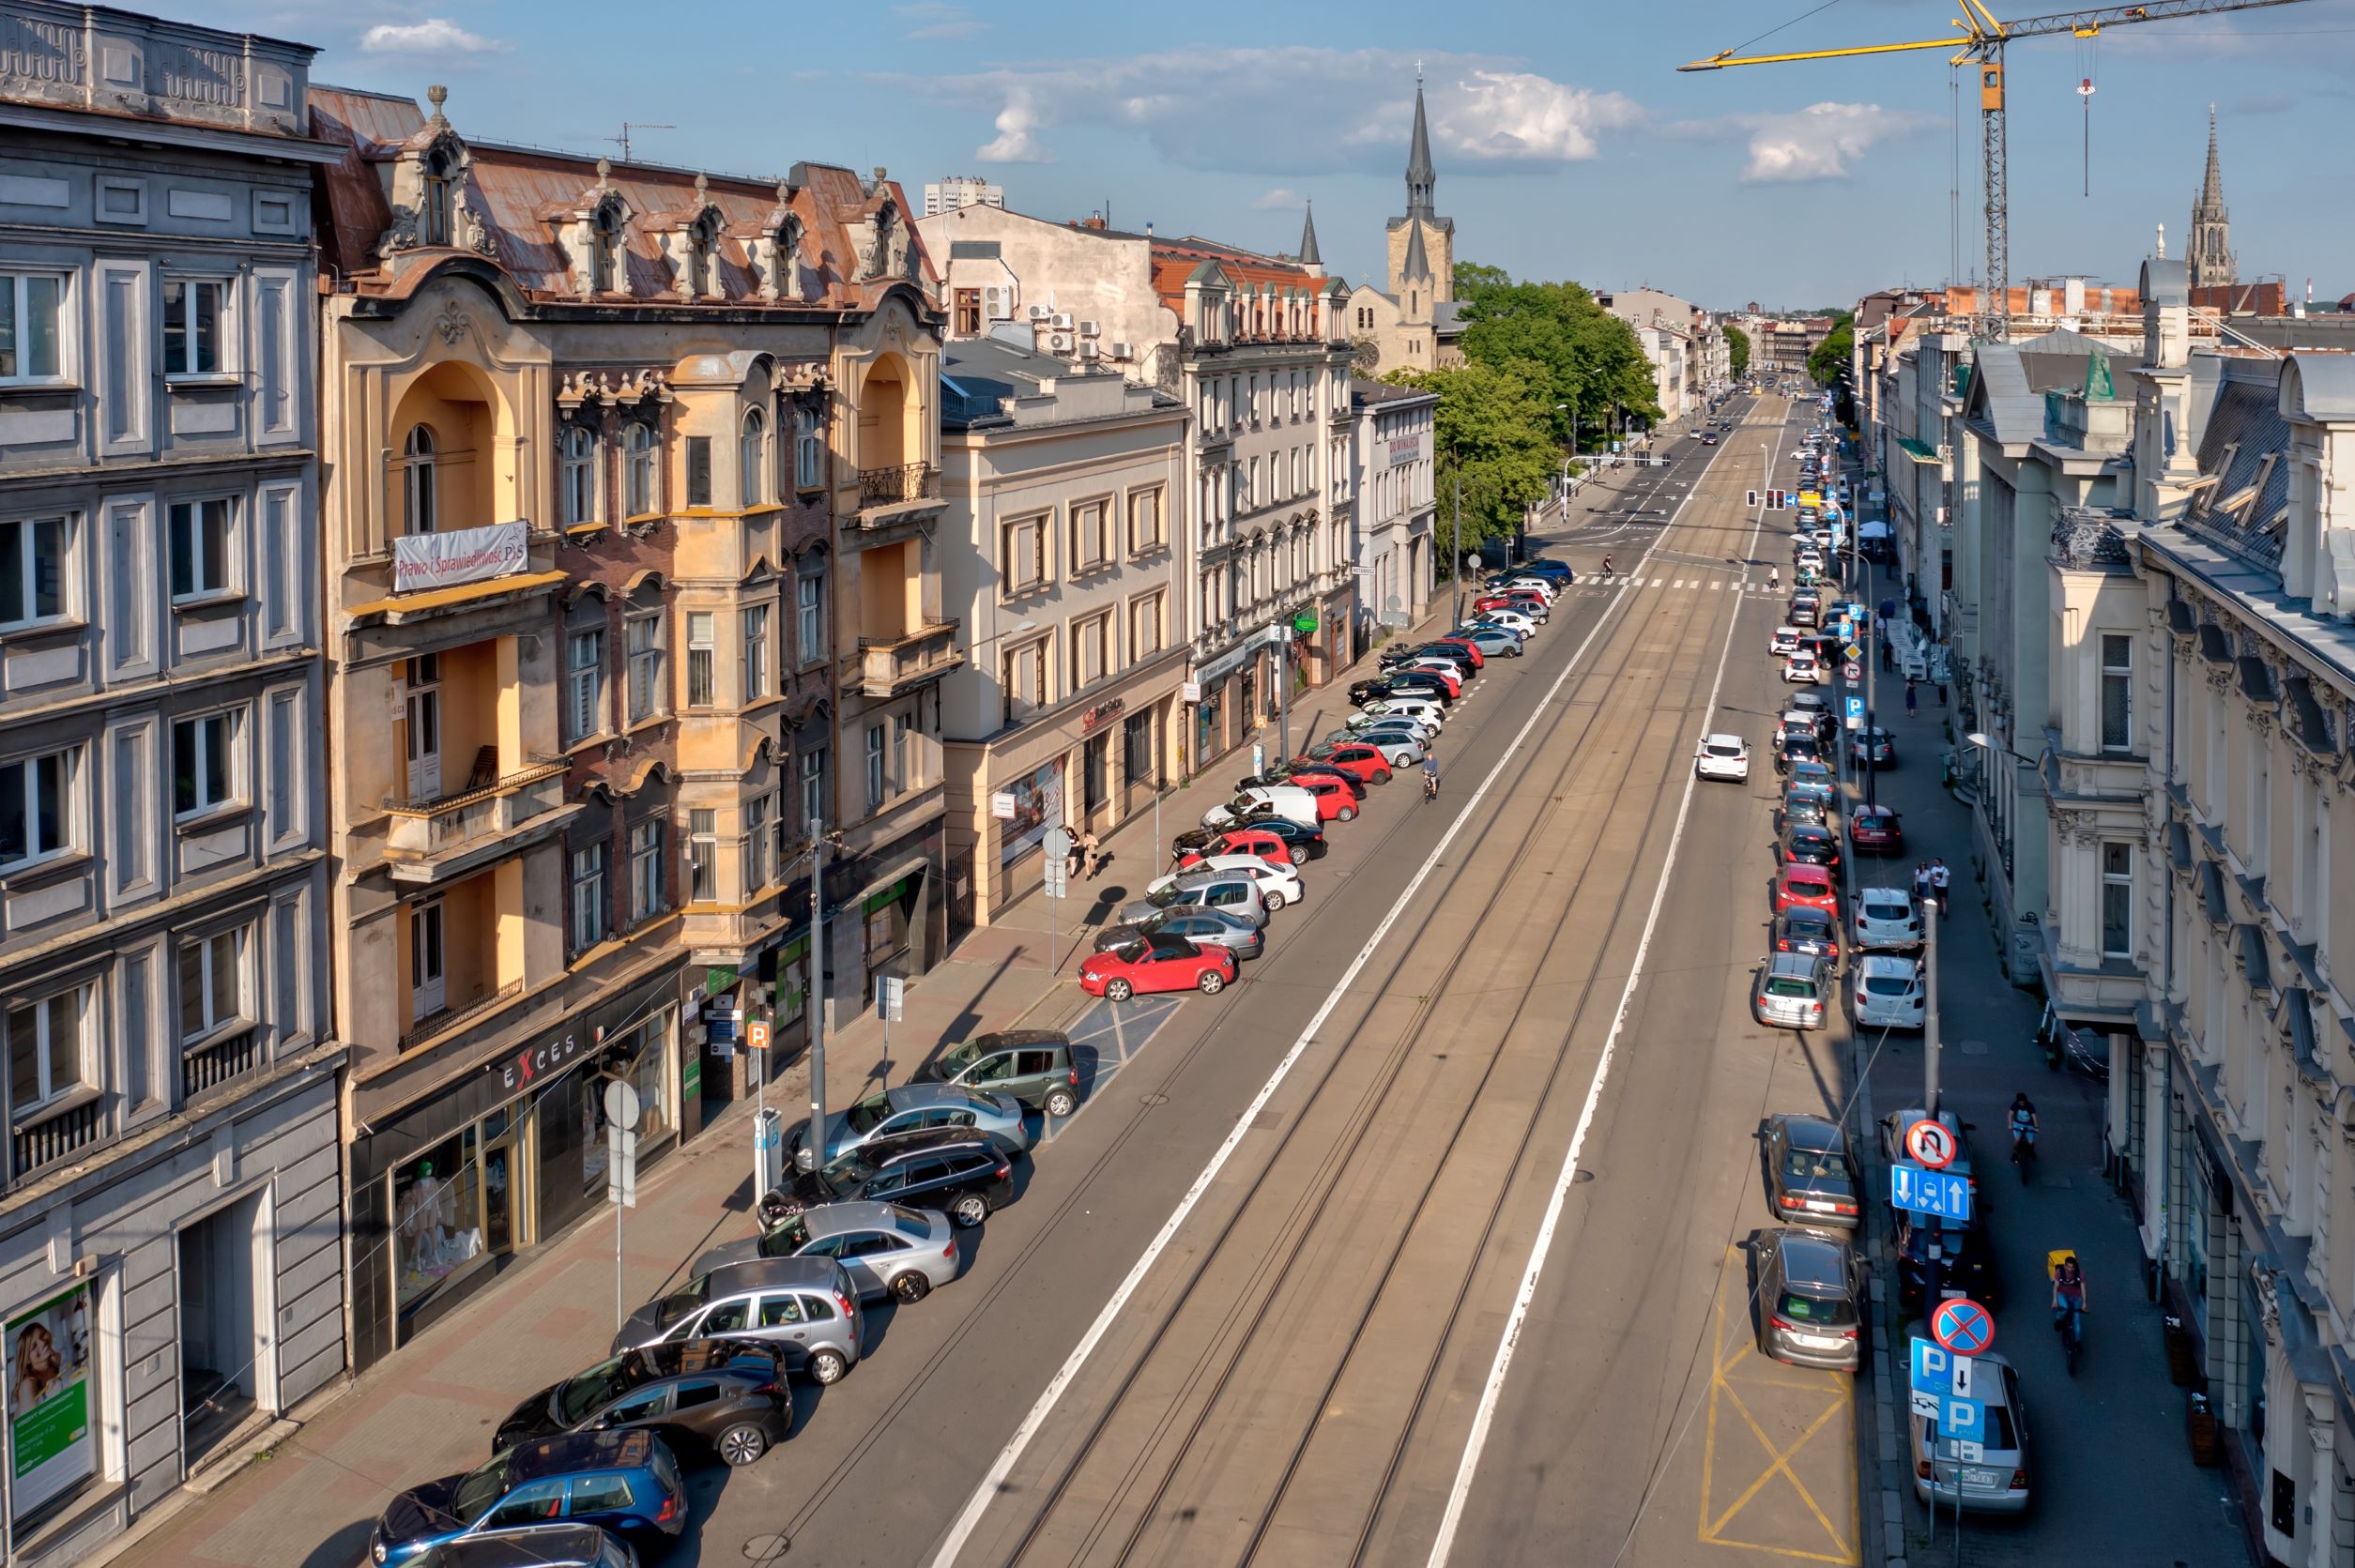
1422,429,1777,1568
924,434,1743,1568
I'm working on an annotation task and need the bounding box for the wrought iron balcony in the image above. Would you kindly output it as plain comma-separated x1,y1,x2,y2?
856,463,942,511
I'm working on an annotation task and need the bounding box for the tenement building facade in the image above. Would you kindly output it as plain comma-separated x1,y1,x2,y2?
0,9,344,1559
307,83,947,1365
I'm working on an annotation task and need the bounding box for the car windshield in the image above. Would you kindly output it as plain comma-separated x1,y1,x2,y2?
1146,883,1189,909
844,1094,891,1134
451,1451,514,1521
1865,975,1917,997
1778,1291,1858,1328
556,1353,639,1423
757,1214,811,1257
820,1150,880,1192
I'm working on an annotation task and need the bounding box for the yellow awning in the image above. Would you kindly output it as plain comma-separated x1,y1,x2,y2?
346,570,567,623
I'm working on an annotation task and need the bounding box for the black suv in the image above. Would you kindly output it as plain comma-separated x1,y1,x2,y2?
494,1339,790,1467
1892,1213,1999,1316
758,1127,1018,1230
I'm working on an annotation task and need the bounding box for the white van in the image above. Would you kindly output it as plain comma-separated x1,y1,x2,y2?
1200,784,1319,830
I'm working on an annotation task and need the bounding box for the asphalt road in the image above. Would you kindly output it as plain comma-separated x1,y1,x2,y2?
678,397,1852,1568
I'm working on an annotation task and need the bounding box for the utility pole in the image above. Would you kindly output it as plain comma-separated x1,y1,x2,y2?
1923,900,1942,1118
1451,471,1464,627
804,821,830,1172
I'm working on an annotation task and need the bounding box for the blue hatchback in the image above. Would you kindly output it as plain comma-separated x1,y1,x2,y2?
371,1429,686,1565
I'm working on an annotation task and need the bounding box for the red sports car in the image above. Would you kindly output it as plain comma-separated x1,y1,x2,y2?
1774,862,1841,919
1298,743,1393,785
1849,804,1905,855
1180,827,1301,869
1079,934,1236,1000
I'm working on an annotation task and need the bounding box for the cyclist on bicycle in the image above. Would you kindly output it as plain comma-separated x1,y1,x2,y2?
2053,1255,2087,1344
2009,1092,2039,1164
1600,555,1613,581
1422,754,1440,801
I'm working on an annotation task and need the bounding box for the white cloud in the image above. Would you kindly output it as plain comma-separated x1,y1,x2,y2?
893,2,985,41
359,18,507,56
977,89,1049,163
1735,102,1933,183
894,49,1641,176
1252,187,1302,209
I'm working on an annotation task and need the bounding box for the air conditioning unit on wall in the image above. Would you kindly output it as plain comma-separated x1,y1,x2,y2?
1049,331,1074,353
982,285,1015,321
1049,312,1074,330
1078,319,1100,338
1027,304,1052,321
1109,342,1134,360
1077,342,1099,359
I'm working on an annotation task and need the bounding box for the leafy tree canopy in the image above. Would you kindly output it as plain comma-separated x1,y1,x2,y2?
1383,360,1556,549
1723,323,1751,379
1450,262,1662,444
1808,312,1855,388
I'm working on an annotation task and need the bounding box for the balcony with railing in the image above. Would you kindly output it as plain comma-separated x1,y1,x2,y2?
384,757,573,885
853,620,965,698
10,1096,104,1186
182,1027,261,1100
853,463,945,529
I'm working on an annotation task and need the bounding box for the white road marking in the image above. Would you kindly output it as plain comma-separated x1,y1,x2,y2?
924,436,1740,1568
1423,432,1778,1568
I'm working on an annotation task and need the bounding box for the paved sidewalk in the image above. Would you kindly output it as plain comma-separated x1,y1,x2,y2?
102,595,1466,1568
1841,559,2249,1566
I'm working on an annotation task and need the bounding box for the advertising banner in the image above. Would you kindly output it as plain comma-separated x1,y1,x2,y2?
1001,757,1065,868
392,520,529,594
8,1281,94,1521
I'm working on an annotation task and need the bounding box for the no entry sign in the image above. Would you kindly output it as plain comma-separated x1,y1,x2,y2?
1931,1297,1996,1356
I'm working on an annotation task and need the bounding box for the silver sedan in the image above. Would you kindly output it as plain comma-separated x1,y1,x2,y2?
695,1201,960,1305
1350,730,1429,768
788,1082,1030,1168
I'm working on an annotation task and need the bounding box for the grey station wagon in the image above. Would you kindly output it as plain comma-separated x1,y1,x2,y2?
610,1256,865,1385
917,1028,1082,1117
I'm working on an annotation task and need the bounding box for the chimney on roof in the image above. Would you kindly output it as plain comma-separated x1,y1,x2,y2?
1081,214,1107,231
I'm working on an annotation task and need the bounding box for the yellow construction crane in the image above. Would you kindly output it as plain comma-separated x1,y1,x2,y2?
1680,1,2311,341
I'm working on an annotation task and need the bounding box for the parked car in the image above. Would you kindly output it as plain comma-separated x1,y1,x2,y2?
1201,785,1319,830
1760,1112,1861,1228
1420,638,1484,671
1380,670,1458,705
1789,595,1822,628
1849,726,1897,767
786,1082,1028,1168
1151,854,1303,910
1852,886,1922,950
1848,803,1905,855
1892,1213,1998,1317
1351,729,1430,769
1235,763,1361,799
371,1431,688,1566
1853,953,1926,1028
1908,1350,2030,1514
407,1526,639,1568
1777,823,1843,872
1774,863,1841,919
1095,906,1265,961
1288,774,1362,823
1785,759,1834,795
1473,593,1544,621
1754,1227,1867,1372
1770,906,1841,963
1474,607,1539,636
1300,741,1394,784
1455,626,1523,658
1080,933,1236,1000
1399,661,1464,697
492,1341,790,1467
1346,696,1445,732
1694,733,1751,782
1348,677,1395,706
1751,952,1833,1030
917,1028,1083,1116
757,1130,1018,1237
692,1200,961,1306
1776,731,1826,775
1177,825,1300,870
1768,626,1800,657
1782,650,1823,684
1774,789,1835,835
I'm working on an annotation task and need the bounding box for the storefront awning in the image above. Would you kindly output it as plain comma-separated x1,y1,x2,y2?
1898,437,1941,465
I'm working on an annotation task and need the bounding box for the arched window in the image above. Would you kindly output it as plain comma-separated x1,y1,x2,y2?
624,422,657,516
559,425,597,526
740,409,766,507
794,405,825,491
404,424,436,535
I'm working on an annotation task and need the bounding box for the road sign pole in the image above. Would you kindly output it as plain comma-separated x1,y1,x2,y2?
807,816,829,1180
1925,907,1942,1119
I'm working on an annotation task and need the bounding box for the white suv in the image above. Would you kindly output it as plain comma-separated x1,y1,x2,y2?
1694,733,1751,782
1853,887,1923,951
1174,853,1305,911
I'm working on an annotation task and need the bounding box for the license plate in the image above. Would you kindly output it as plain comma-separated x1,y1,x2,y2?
1794,1332,1842,1349
1803,1198,1834,1211
1963,1467,2001,1488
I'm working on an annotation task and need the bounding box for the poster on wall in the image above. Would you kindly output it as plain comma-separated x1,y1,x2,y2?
8,1282,95,1521
1001,757,1065,867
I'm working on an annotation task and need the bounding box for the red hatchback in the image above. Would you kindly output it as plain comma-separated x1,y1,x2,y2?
1180,827,1300,869
1079,935,1235,1000
1849,804,1905,855
1429,638,1486,669
1298,744,1392,785
1292,775,1360,823
1774,863,1841,919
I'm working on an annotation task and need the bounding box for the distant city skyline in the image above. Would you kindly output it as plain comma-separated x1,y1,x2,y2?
181,0,2355,308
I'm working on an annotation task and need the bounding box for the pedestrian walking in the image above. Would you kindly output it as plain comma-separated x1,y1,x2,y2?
1912,861,1932,908
1880,638,1894,673
1904,678,1919,716
1078,828,1102,880
1930,858,1951,917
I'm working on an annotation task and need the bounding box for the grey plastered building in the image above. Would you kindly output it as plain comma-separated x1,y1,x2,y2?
0,6,344,1560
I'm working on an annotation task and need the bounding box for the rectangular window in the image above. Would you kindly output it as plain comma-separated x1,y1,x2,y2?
571,841,608,951
0,747,76,871
1003,639,1046,725
1124,710,1157,791
742,605,771,702
0,271,66,384
172,710,238,817
1073,612,1109,690
0,516,70,628
2100,633,2133,753
686,611,716,707
800,747,828,830
626,615,662,722
1130,592,1164,660
7,985,89,1119
1073,501,1108,572
685,435,712,507
954,288,982,335
796,574,825,664
892,712,914,794
1003,516,1046,594
1128,489,1163,553
161,278,227,377
2101,842,2134,958
745,793,772,892
629,819,663,920
865,723,887,811
168,497,232,601
177,925,247,1041
566,628,605,743
795,409,825,490
688,810,716,901
1084,732,1109,813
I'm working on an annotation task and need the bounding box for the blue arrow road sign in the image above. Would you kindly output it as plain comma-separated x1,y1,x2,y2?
1938,1395,1986,1441
1891,1165,1973,1223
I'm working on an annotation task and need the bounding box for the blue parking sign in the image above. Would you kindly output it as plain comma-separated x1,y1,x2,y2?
1938,1395,1986,1441
1845,695,1865,723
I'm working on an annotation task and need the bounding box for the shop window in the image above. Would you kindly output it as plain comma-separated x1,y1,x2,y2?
1084,732,1109,813
614,1013,674,1148
393,1135,486,1311
1123,710,1157,791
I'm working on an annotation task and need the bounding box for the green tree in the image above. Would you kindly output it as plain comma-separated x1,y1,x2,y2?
1724,323,1751,379
1808,312,1854,388
1450,265,1661,447
1384,360,1555,552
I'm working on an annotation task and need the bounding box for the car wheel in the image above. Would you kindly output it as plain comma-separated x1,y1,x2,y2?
951,1192,990,1227
807,1348,849,1385
1392,752,1415,769
890,1271,933,1304
1044,1086,1078,1118
1376,769,1393,785
1338,804,1357,822
1264,888,1288,909
1104,977,1134,1002
1198,969,1227,995
1289,845,1307,865
717,1422,771,1466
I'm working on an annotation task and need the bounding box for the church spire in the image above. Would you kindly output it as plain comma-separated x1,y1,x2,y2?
1405,77,1436,217
2197,104,2225,215
1400,217,1431,285
1297,199,1322,270
2188,104,2235,291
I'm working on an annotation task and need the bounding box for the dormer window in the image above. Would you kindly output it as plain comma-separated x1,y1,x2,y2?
591,202,623,295
422,148,455,246
686,220,714,298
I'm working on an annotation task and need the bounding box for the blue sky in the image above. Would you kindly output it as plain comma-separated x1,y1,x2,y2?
188,0,2355,310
